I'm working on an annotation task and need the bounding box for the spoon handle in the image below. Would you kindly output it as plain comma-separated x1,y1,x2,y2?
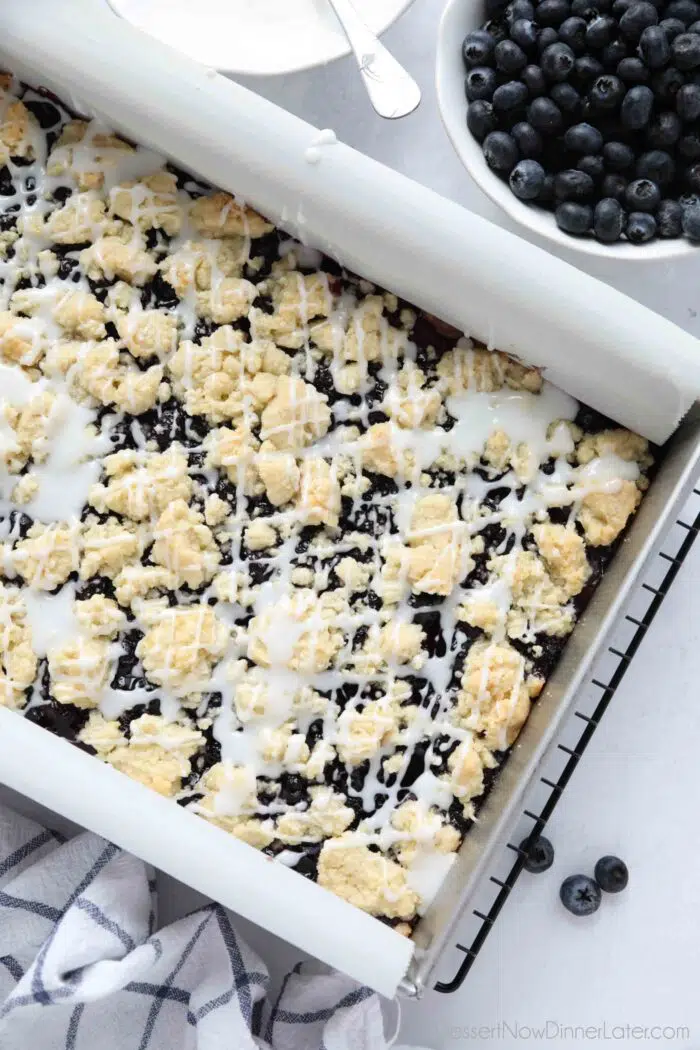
326,0,421,119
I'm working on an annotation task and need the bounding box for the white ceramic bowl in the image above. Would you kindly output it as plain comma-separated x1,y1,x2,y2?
436,0,696,260
106,0,415,77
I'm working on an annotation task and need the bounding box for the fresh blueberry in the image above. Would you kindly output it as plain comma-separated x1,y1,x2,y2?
617,55,651,82
467,100,498,141
465,66,498,101
679,129,700,156
520,834,554,873
626,210,658,240
555,167,595,199
625,176,661,209
657,197,683,235
639,24,671,65
572,0,600,15
556,202,593,233
621,84,654,126
681,197,700,236
578,153,605,178
646,109,682,146
483,130,520,172
594,855,630,892
676,81,700,118
550,81,582,111
619,1,659,42
512,120,543,155
666,0,700,24
537,26,560,52
671,31,700,67
537,172,557,201
612,0,634,15
660,16,687,39
492,79,530,111
508,0,536,18
589,74,626,107
652,65,685,101
509,158,547,198
603,139,635,169
462,29,497,68
527,95,564,132
537,0,571,26
635,149,675,183
685,160,700,191
602,172,629,198
522,63,547,95
585,14,617,47
688,18,700,30
483,17,509,42
541,41,576,80
504,0,528,18
560,874,602,915
593,197,625,240
601,39,628,67
495,39,528,73
564,121,604,152
506,0,535,19
559,16,588,52
510,17,539,49
573,54,605,87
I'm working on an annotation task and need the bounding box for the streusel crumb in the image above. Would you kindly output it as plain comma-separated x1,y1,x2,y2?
0,78,653,932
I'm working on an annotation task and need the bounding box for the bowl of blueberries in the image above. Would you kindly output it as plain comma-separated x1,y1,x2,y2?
436,0,700,254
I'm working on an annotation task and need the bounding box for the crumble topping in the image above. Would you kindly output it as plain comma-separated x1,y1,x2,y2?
0,74,653,929
110,171,183,237
317,839,420,921
151,500,220,589
0,583,37,709
580,483,642,546
79,711,205,796
13,522,80,590
88,447,192,520
456,640,544,750
137,606,229,697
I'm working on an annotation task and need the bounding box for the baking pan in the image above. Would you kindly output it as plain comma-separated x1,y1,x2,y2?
0,0,699,998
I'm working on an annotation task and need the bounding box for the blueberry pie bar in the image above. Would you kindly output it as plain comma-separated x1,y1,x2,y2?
0,74,653,931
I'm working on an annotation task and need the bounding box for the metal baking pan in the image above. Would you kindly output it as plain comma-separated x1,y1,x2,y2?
1,0,699,998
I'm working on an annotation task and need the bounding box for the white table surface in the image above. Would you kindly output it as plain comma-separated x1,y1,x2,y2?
4,2,700,1045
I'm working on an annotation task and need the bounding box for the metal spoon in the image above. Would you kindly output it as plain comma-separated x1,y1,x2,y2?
327,0,421,119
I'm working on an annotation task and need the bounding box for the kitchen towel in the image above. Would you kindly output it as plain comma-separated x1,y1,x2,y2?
0,804,412,1050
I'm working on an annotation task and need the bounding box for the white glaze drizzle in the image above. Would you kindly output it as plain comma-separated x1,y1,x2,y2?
0,76,648,916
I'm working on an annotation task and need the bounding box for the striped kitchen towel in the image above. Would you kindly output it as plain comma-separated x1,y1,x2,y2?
0,804,412,1050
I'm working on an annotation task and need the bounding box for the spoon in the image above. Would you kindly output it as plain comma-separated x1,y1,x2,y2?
326,0,421,119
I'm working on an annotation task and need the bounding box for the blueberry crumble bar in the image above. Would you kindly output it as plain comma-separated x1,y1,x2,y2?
0,74,653,932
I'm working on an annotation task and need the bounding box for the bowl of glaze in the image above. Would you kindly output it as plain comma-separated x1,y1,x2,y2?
436,0,697,260
106,0,416,76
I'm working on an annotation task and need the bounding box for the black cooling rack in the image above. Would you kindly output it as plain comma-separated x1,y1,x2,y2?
434,488,700,994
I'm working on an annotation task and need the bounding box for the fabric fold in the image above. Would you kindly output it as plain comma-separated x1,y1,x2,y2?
0,804,403,1050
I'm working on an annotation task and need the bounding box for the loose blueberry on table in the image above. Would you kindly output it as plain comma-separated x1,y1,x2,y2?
594,854,630,891
462,0,700,242
560,873,603,915
519,833,555,872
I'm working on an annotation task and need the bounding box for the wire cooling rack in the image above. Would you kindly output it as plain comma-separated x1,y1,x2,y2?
434,485,700,994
